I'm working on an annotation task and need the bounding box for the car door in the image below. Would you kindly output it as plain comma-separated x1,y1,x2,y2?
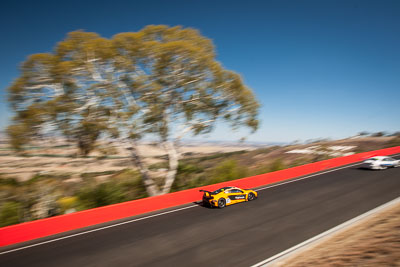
227,189,247,203
382,158,394,167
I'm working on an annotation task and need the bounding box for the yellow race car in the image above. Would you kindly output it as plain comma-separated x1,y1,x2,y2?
200,186,258,208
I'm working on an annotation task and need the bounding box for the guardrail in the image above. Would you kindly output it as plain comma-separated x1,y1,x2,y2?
1,146,399,247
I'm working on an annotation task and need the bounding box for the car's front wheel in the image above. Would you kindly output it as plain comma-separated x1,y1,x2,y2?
217,198,226,208
248,192,256,201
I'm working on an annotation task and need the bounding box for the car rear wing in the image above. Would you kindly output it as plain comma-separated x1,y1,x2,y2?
199,189,214,197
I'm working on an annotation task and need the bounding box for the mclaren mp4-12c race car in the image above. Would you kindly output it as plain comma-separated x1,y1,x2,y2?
200,186,258,208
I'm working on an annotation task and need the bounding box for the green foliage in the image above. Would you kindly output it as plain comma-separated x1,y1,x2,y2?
24,173,71,185
268,158,286,172
57,196,79,213
0,168,149,226
0,201,21,227
0,177,20,186
312,153,332,162
148,162,169,170
250,147,276,155
6,123,31,151
289,157,312,168
170,162,206,191
76,169,147,209
178,162,204,173
7,25,259,156
371,131,386,137
115,170,148,200
77,183,127,210
253,158,287,175
7,25,260,196
209,159,248,184
354,147,370,154
76,126,101,156
80,171,119,179
16,153,76,158
96,145,118,159
358,131,370,136
197,150,247,162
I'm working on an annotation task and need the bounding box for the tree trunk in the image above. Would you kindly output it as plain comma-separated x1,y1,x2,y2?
161,141,180,194
129,141,160,197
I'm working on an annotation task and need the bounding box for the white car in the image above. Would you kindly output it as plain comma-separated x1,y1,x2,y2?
362,156,400,170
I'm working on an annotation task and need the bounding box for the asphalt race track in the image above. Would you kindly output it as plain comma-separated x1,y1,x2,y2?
2,157,400,267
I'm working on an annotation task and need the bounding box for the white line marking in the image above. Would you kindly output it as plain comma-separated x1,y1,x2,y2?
250,196,400,267
0,205,197,255
2,153,398,254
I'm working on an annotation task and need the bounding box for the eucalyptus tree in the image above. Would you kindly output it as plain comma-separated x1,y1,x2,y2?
8,32,115,155
8,25,260,196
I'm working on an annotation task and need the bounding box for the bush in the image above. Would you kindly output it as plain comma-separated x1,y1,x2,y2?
57,196,79,213
148,162,168,170
371,131,386,137
178,162,203,174
77,183,127,210
252,158,287,175
170,163,205,191
77,169,146,209
0,201,21,227
269,158,285,172
0,177,19,186
209,159,248,184
197,150,246,162
117,171,148,200
24,173,71,185
80,171,118,179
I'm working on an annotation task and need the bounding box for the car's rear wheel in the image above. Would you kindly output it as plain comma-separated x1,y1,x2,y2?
380,165,388,170
248,192,255,201
217,198,226,208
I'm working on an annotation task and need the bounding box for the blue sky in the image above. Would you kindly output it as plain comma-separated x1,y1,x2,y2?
1,0,399,142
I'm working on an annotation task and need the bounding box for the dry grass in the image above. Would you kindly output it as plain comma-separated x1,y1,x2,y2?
0,141,257,182
274,201,400,267
0,136,396,182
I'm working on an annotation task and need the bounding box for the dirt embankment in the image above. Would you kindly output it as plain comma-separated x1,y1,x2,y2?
273,200,400,266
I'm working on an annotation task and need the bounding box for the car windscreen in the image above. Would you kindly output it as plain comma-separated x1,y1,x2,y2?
212,187,232,194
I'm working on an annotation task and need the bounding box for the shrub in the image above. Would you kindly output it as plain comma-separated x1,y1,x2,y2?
77,183,127,210
57,196,79,213
0,177,19,186
80,171,118,179
178,162,203,174
371,131,386,137
269,158,285,172
148,162,168,170
0,201,21,227
209,159,248,184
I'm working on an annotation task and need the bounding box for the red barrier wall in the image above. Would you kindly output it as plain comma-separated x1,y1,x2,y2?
1,146,399,247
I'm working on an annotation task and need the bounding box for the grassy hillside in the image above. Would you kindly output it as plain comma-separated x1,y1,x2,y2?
0,136,399,227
